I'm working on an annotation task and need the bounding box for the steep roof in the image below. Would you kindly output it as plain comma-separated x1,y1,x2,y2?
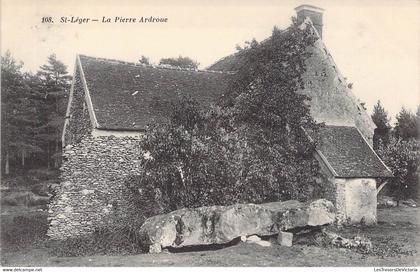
308,125,393,178
78,55,231,130
208,22,376,143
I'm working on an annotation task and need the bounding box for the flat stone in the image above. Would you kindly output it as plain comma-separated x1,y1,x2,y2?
277,231,293,247
254,240,271,247
246,235,261,243
138,199,335,251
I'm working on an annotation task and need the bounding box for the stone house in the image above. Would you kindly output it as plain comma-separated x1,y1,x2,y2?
47,4,392,239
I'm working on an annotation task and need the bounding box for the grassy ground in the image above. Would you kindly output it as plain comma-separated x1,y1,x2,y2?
1,205,419,267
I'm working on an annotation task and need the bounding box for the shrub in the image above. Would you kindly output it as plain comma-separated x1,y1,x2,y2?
48,217,146,257
376,137,419,201
357,236,416,258
159,56,199,69
1,213,48,250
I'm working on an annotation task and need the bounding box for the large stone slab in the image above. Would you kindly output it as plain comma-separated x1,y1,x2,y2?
138,199,335,252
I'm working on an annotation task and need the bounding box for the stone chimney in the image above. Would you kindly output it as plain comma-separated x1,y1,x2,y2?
295,4,325,38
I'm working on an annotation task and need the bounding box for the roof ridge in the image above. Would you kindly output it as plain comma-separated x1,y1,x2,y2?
78,54,233,75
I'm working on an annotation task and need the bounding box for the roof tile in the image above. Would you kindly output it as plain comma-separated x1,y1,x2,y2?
79,55,231,130
309,125,393,178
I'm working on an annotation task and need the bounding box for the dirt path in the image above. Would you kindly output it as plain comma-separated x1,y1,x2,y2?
1,207,419,267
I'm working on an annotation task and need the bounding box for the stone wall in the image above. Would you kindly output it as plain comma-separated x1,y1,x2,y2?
343,178,377,224
64,67,92,145
314,155,377,225
331,178,377,225
47,135,142,239
333,179,347,225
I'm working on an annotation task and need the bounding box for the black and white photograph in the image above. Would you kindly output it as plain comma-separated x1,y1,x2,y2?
1,0,419,270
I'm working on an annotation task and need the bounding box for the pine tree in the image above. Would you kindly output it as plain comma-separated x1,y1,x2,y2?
1,51,41,174
371,100,391,149
36,54,72,169
394,107,418,141
139,55,150,65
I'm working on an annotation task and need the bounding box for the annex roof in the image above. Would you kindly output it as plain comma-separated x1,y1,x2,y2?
308,125,393,178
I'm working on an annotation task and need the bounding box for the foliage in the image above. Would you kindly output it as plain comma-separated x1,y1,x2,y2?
394,107,419,141
371,100,391,149
131,21,321,211
1,51,71,175
159,56,199,69
139,55,150,65
135,96,242,210
221,22,321,201
1,51,42,174
0,213,48,250
372,100,391,130
36,54,72,169
48,219,145,257
357,235,416,258
376,136,419,201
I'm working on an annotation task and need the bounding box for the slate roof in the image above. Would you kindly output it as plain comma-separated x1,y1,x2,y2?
78,55,231,130
308,126,393,178
208,50,247,71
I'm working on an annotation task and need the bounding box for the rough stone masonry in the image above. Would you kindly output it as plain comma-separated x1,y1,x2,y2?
47,135,142,239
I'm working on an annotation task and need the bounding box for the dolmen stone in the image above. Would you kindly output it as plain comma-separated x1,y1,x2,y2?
138,199,335,253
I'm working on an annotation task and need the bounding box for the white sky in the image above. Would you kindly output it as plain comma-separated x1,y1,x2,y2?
1,0,419,121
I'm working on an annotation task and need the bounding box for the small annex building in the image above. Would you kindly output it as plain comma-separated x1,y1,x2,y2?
47,5,393,239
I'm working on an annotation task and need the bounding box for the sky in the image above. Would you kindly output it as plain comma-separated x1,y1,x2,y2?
1,0,419,121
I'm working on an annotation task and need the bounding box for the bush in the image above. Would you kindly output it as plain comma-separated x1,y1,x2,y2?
376,137,419,201
1,213,48,250
48,219,146,257
358,236,416,258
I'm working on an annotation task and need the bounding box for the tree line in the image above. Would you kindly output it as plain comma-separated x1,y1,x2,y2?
372,101,420,201
1,51,72,175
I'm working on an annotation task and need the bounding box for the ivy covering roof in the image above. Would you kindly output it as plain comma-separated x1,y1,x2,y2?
309,125,393,178
79,55,231,130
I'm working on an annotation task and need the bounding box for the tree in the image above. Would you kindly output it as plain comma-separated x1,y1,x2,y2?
139,55,150,65
394,107,418,141
377,136,419,202
36,54,72,169
220,22,320,202
372,100,391,149
131,21,321,211
1,51,42,174
2,51,25,174
159,56,199,69
132,96,243,211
